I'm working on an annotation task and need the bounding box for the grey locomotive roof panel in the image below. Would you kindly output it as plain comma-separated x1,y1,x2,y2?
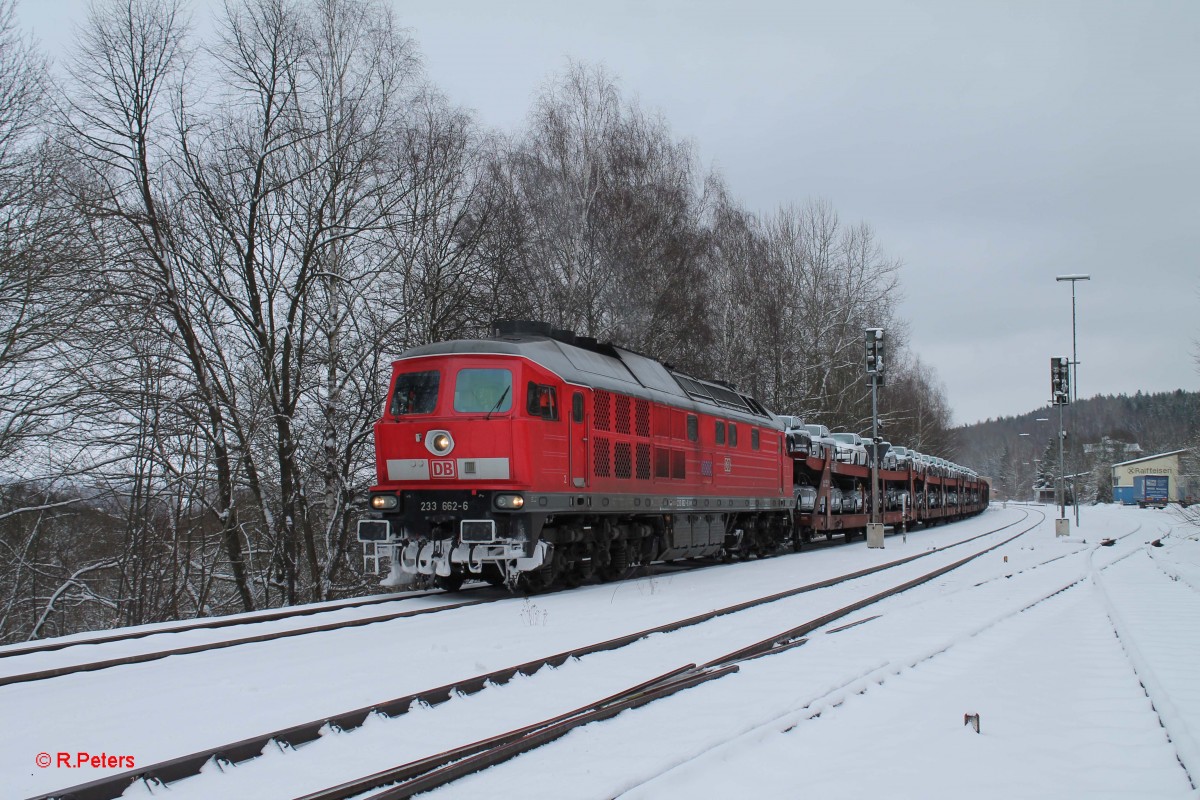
395,335,779,428
614,347,689,395
561,344,643,390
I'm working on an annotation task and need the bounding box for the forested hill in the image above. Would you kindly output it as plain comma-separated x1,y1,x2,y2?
955,390,1200,498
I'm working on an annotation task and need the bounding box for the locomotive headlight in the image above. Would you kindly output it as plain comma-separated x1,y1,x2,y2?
424,430,454,455
370,494,399,510
495,493,525,510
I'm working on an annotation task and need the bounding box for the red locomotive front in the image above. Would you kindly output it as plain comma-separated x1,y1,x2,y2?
359,348,574,590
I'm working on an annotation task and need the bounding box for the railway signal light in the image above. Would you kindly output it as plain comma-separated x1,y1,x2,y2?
1050,356,1070,405
865,328,884,385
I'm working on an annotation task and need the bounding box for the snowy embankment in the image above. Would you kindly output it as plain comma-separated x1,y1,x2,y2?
10,504,1197,800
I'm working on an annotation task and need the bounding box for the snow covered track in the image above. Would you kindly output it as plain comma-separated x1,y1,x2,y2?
243,512,1049,800
23,512,1034,800
0,516,1018,691
1092,541,1200,789
30,512,1045,800
477,512,1190,800
294,664,741,800
0,595,494,688
32,507,1197,800
0,588,454,661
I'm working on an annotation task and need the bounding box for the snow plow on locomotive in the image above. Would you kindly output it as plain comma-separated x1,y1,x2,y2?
358,321,989,591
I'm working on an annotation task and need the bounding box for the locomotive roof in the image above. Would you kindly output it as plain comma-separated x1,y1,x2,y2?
397,334,779,427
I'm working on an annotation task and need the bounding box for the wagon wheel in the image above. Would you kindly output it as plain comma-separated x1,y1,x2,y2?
794,526,812,552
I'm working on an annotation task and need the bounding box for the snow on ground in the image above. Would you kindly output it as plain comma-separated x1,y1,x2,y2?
8,504,1196,800
434,505,1196,800
6,506,1021,798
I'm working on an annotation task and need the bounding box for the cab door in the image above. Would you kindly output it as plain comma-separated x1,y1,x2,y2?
569,391,588,488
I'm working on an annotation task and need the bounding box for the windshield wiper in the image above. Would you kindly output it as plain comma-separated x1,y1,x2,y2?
485,386,510,420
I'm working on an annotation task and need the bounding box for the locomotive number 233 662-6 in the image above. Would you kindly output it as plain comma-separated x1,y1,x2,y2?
420,500,472,512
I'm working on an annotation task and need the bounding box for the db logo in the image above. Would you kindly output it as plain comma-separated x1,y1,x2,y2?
431,460,457,479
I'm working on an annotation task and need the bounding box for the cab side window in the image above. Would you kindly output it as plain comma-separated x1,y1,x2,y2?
715,421,726,445
526,382,559,420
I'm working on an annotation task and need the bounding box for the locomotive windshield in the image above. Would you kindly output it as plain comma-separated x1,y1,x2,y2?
390,371,440,415
453,368,513,413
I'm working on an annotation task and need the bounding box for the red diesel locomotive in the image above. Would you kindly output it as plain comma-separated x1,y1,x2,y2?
358,321,988,591
358,320,795,590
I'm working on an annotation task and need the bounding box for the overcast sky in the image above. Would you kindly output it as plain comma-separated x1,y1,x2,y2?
18,0,1200,426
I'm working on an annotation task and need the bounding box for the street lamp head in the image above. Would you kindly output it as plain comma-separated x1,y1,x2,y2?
1056,274,1091,282
1019,433,1030,436
1036,417,1049,422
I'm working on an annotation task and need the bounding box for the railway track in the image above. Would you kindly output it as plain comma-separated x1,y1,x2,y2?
0,512,1016,691
0,588,456,661
3,526,878,667
33,509,1038,800
0,594,497,688
290,509,1050,800
1145,528,1200,594
606,521,1154,797
1092,543,1200,789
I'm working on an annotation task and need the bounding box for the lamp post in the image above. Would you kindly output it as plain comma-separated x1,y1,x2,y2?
1056,274,1089,527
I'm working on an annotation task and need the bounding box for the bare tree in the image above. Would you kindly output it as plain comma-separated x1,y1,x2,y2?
488,60,716,372
0,0,88,468
61,0,258,611
882,353,957,456
726,201,902,430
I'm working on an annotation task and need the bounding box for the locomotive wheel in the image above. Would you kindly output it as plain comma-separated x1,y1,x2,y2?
517,568,552,594
552,548,580,589
598,542,630,582
480,564,507,587
435,571,465,592
560,564,583,589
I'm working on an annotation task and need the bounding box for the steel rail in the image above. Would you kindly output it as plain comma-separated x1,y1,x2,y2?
612,519,1142,798
32,510,1029,800
291,510,1046,800
0,588,474,661
0,597,493,688
2,510,1006,689
292,664,734,800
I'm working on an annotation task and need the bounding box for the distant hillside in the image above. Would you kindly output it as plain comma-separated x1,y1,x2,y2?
955,390,1200,500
